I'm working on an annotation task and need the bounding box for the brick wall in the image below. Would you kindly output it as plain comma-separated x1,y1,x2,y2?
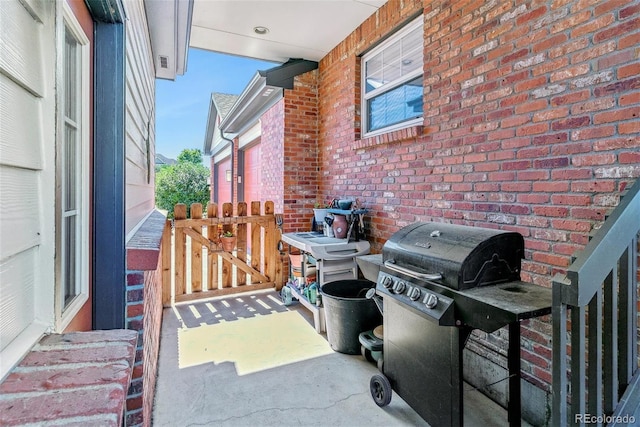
259,73,318,281
315,0,639,403
125,211,166,426
0,330,137,426
144,265,162,425
125,269,145,426
123,266,162,426
261,71,320,231
261,99,285,211
284,70,320,230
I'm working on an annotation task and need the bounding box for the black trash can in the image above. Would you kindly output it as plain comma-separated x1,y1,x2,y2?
321,280,382,354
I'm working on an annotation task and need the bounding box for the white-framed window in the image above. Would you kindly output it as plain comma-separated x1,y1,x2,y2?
56,2,90,330
361,16,424,137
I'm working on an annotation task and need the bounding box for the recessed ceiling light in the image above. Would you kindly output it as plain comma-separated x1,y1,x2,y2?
253,26,269,35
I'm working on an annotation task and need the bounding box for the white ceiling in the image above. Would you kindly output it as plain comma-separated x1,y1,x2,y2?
190,0,386,63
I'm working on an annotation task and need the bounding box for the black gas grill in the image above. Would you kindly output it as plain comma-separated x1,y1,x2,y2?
369,222,552,427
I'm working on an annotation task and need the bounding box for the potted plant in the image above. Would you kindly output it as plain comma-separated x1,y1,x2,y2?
220,230,236,252
313,201,331,225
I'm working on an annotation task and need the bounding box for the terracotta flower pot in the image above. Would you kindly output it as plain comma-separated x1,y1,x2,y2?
220,236,236,252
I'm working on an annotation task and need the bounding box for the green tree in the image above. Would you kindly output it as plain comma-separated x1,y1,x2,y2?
155,149,210,218
176,148,203,165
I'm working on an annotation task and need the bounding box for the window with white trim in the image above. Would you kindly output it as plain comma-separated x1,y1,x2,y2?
56,3,90,329
361,16,424,136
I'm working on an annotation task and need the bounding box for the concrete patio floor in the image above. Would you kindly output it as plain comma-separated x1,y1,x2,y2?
152,289,531,426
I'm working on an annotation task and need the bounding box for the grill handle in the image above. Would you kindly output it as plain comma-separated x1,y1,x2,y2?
384,260,443,281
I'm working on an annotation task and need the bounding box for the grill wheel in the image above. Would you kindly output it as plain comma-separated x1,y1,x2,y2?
370,374,392,407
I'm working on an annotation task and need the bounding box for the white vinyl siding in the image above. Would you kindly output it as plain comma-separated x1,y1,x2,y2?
124,0,156,239
56,2,90,328
0,0,56,379
362,16,424,136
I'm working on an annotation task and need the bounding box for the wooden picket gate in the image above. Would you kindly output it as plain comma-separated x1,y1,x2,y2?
161,201,284,306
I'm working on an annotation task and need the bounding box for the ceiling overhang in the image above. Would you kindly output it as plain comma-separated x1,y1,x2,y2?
189,0,385,63
145,0,194,80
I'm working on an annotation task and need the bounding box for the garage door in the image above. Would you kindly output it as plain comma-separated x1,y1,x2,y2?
216,157,232,207
243,143,261,205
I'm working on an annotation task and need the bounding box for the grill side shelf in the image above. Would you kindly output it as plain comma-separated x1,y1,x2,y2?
457,281,552,333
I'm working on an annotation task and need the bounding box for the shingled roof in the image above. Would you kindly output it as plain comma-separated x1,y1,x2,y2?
203,92,240,155
212,92,239,120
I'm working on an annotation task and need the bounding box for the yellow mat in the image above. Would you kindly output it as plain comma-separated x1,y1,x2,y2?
178,310,333,375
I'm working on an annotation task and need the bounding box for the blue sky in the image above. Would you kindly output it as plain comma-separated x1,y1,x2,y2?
155,48,276,162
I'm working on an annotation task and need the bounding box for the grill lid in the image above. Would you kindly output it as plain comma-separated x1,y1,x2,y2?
382,222,524,290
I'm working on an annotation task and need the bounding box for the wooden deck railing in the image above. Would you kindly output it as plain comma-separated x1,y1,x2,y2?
161,201,284,306
552,180,640,426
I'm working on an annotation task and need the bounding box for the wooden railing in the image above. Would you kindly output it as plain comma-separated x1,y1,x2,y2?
161,201,284,306
552,180,640,426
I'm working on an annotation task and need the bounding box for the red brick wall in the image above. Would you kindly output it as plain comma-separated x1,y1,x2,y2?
261,71,319,227
259,73,318,281
140,266,162,425
261,71,319,232
284,70,320,231
0,330,137,426
317,0,639,392
125,211,166,426
125,269,145,426
261,99,285,212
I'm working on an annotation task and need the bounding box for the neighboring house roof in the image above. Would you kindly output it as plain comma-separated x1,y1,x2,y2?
213,93,238,120
155,153,176,166
203,92,240,156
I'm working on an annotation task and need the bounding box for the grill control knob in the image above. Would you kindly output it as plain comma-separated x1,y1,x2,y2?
381,276,393,289
408,287,421,301
393,281,406,294
424,293,438,309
